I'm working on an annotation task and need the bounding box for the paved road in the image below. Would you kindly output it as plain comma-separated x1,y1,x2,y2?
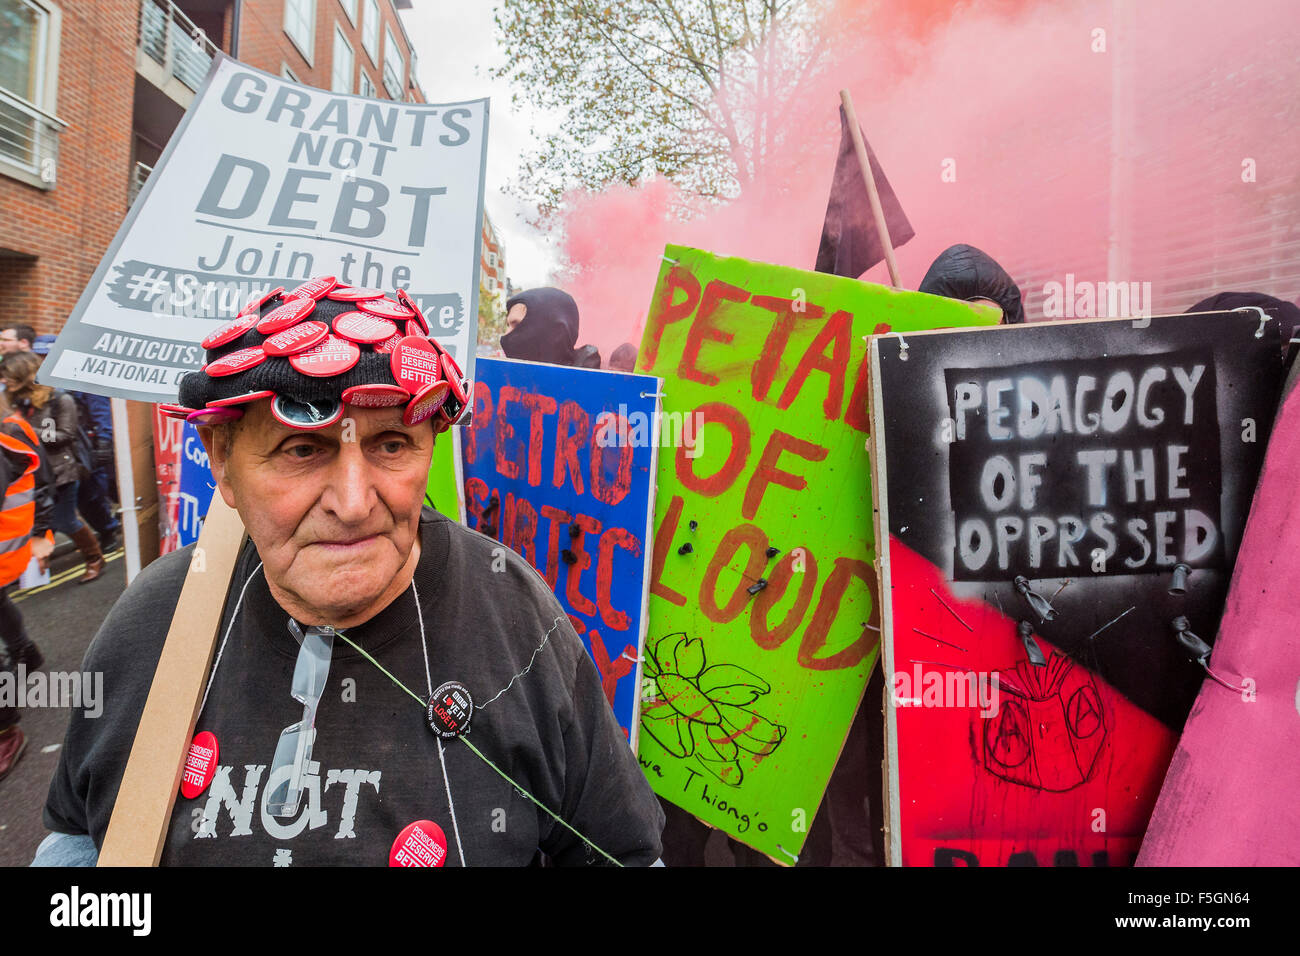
0,548,127,867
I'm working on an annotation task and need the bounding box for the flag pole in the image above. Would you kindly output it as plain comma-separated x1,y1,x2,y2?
839,89,902,288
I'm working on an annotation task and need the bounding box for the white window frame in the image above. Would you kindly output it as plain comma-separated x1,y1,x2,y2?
0,0,63,190
361,0,380,65
331,26,353,93
382,23,403,98
280,62,300,83
283,0,316,66
337,0,357,26
358,70,375,99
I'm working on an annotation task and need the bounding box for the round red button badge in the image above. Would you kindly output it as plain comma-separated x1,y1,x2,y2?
283,275,338,301
180,731,219,799
389,820,447,867
327,286,386,302
271,394,344,430
333,311,399,344
390,337,442,394
187,406,245,425
237,286,284,317
342,383,410,408
375,331,404,354
263,320,329,356
396,289,429,334
403,380,450,425
289,335,361,377
204,346,268,377
208,389,275,408
256,297,317,334
357,297,415,320
201,313,259,350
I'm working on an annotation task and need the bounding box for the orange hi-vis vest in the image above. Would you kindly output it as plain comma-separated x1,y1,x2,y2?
0,413,42,586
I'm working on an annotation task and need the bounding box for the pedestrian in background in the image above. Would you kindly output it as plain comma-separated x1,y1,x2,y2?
0,389,55,780
31,336,121,553
0,353,104,583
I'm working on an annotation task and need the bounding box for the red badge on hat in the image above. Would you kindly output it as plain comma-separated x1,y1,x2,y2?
389,820,447,867
180,731,219,799
284,275,338,301
396,289,429,335
376,331,404,354
263,320,329,356
256,297,317,334
187,406,244,425
327,286,386,302
358,297,415,320
289,335,361,377
333,311,398,345
403,380,450,425
342,383,410,408
237,286,285,317
201,313,259,350
208,389,275,408
438,353,470,425
204,346,267,377
390,337,442,394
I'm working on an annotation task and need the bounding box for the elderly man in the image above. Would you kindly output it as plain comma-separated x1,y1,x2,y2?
39,278,663,866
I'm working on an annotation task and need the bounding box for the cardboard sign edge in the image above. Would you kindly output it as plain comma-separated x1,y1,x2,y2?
97,494,246,866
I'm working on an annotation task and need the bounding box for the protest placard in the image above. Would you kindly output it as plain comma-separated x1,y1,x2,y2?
461,357,661,742
869,311,1282,866
40,54,487,403
637,245,997,862
1138,360,1300,866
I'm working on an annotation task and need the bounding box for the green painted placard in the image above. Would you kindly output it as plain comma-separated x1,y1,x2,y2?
426,426,465,522
635,244,998,863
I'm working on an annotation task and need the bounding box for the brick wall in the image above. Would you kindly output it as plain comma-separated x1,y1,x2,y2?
0,0,140,336
237,0,422,101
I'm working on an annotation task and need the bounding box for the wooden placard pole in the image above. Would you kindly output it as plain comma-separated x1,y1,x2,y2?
839,89,903,289
97,494,246,866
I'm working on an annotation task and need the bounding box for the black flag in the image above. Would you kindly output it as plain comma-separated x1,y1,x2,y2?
814,105,914,278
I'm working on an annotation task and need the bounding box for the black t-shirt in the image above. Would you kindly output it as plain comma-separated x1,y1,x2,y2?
44,507,664,866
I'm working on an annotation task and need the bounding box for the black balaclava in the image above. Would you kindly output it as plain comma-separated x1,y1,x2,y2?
501,287,581,366
918,244,1025,325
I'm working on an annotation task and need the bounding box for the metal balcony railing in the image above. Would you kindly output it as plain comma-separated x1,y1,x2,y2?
0,86,66,188
130,161,154,207
139,0,218,92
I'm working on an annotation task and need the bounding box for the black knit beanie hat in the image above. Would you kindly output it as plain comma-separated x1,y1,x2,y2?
164,276,469,431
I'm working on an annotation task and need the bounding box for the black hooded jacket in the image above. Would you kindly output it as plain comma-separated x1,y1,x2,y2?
918,244,1025,324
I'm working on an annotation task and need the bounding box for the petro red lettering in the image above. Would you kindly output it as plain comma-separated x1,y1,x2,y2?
642,265,701,370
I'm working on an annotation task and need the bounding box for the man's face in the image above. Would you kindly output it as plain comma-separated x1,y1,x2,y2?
199,402,434,628
0,330,24,353
506,302,527,329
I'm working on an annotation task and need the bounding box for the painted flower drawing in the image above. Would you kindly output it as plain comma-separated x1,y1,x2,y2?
640,632,786,786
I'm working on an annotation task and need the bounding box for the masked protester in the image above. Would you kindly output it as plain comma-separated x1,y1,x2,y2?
0,352,103,582
918,244,1026,325
37,278,664,867
501,287,604,367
